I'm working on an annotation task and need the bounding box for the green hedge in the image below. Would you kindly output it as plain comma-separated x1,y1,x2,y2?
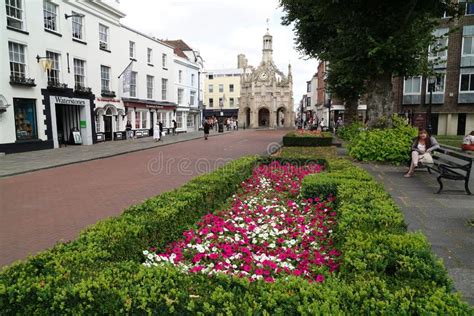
283,135,333,147
348,116,417,164
300,160,469,313
0,154,471,314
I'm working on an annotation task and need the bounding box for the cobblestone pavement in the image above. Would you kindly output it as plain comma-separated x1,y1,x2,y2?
0,129,287,267
0,129,233,178
360,163,474,305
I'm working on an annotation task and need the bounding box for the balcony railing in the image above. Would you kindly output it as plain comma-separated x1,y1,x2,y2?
9,75,36,87
74,85,92,95
101,89,116,98
47,80,69,90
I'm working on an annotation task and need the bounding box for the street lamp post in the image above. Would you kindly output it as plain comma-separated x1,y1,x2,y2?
427,75,437,135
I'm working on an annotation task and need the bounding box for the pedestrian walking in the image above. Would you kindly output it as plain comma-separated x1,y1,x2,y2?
159,121,163,138
172,119,177,135
126,120,133,140
203,119,210,140
153,121,161,142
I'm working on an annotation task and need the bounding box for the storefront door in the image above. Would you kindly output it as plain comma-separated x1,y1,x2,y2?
104,116,112,141
55,103,81,145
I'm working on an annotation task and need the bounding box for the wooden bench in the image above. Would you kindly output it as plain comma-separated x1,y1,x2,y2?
422,147,474,195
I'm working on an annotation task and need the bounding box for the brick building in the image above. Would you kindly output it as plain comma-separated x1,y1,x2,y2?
394,5,474,135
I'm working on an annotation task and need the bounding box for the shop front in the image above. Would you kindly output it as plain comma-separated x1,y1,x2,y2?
95,97,125,142
122,98,177,137
41,87,96,149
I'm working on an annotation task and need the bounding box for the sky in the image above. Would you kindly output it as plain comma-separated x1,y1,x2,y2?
119,0,317,106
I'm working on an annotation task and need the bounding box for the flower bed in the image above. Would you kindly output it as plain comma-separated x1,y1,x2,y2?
283,131,333,147
143,161,339,283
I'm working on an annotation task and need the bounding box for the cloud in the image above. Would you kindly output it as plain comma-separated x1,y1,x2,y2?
120,0,317,106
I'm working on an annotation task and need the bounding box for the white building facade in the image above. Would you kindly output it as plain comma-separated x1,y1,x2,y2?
162,40,202,133
1,0,199,154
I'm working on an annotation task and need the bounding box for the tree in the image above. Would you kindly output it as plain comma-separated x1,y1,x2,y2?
280,0,461,126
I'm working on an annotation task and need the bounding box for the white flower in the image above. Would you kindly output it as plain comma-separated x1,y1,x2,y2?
143,250,149,256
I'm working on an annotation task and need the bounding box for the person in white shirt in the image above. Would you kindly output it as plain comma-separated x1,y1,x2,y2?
462,131,474,151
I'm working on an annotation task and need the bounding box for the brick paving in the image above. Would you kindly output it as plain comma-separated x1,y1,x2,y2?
0,129,287,267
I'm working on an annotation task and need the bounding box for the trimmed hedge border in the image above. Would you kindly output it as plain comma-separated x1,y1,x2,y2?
282,135,333,147
0,155,471,314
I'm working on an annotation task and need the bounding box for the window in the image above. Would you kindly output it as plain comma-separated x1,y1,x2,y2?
99,24,109,50
187,114,194,127
219,84,224,93
208,74,214,80
429,37,448,59
176,112,183,128
178,70,183,83
403,76,422,94
219,97,224,107
130,71,137,97
46,51,60,85
6,0,24,30
229,97,234,107
96,115,101,133
467,3,474,15
191,74,195,86
307,82,311,92
209,98,214,108
208,84,213,93
43,1,58,31
162,53,167,68
71,12,83,40
129,41,135,58
73,59,85,88
460,73,474,91
162,112,169,128
14,98,37,140
8,42,26,79
463,35,474,56
147,48,153,64
100,65,110,92
142,111,147,129
229,84,234,92
135,111,141,129
427,74,445,93
177,88,184,104
161,78,168,100
147,75,154,99
190,91,196,106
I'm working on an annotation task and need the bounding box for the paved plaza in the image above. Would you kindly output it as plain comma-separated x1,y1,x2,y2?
360,163,474,305
0,129,287,267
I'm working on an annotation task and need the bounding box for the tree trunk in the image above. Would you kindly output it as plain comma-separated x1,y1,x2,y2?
366,73,394,127
343,98,359,125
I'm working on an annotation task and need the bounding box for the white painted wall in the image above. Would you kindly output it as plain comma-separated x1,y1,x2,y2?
0,0,178,148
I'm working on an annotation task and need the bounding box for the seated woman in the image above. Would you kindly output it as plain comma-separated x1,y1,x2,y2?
404,128,440,178
461,131,474,151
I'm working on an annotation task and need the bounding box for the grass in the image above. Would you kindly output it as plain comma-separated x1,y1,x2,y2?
434,135,463,148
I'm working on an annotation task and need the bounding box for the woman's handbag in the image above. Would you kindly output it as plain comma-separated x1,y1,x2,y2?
419,152,434,164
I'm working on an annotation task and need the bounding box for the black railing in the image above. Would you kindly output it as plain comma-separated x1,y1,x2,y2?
47,80,68,89
75,85,92,94
101,89,116,98
9,76,36,86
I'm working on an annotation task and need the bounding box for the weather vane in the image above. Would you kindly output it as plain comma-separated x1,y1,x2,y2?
266,18,270,32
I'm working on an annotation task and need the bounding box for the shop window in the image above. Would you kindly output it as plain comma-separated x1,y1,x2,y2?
187,114,194,127
142,111,147,129
135,111,141,129
14,98,37,140
176,112,183,128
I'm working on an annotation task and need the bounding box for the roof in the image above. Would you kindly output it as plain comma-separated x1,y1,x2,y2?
162,40,193,60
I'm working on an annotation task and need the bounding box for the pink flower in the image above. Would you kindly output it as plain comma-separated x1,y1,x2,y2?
316,274,325,283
